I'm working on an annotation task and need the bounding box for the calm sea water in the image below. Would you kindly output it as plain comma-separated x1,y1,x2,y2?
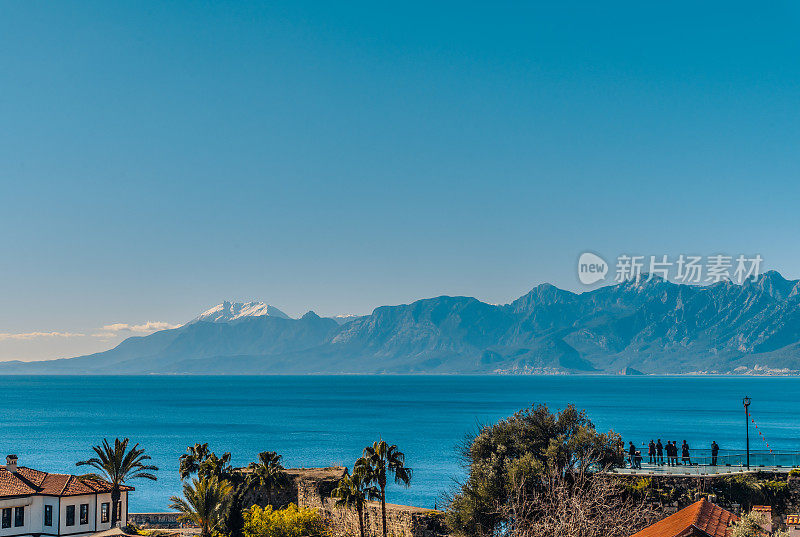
1,375,799,512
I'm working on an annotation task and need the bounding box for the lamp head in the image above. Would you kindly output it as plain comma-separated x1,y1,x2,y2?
743,396,751,407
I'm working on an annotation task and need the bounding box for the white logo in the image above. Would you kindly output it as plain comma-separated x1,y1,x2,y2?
578,252,609,285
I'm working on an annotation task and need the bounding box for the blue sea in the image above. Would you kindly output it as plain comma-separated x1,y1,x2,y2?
2,375,799,512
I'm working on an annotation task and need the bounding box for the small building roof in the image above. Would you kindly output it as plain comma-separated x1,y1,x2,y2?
1,465,133,498
631,499,738,537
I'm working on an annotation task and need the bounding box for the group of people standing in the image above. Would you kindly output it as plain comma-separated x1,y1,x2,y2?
626,439,720,468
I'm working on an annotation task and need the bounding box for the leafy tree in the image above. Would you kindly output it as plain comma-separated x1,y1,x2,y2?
247,451,289,506
730,510,788,537
362,440,412,537
331,462,379,537
445,404,622,537
77,438,158,527
243,503,326,537
170,476,233,537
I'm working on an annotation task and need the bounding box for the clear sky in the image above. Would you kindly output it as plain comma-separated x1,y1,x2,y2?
2,1,799,361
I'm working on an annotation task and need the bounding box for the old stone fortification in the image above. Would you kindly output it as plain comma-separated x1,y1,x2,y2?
246,467,448,537
128,512,182,528
608,471,800,528
132,466,446,537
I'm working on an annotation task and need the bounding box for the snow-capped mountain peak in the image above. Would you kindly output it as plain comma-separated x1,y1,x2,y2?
192,301,290,323
330,314,363,325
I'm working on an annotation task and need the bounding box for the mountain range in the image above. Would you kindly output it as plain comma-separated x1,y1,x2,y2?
3,271,800,375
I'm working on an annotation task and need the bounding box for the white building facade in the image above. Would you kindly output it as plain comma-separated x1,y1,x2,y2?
0,456,132,537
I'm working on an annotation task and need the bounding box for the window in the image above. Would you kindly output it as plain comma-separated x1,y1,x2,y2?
80,504,89,525
66,505,75,526
14,507,24,527
44,505,53,526
101,503,109,523
1,508,10,528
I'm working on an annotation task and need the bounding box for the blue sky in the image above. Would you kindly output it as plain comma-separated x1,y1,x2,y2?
2,1,799,360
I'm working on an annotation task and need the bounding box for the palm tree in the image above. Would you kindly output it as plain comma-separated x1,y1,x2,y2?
76,438,158,527
362,440,412,537
332,461,378,537
198,452,233,481
179,443,211,480
246,451,289,506
169,476,233,537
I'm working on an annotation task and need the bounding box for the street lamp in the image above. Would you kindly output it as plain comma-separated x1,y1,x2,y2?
743,396,751,469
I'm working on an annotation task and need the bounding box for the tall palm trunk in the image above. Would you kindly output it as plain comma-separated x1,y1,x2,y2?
110,487,120,527
357,503,365,537
380,484,387,537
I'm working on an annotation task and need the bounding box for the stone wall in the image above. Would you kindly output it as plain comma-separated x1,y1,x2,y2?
128,512,183,528
319,500,447,537
241,466,343,509
247,466,448,537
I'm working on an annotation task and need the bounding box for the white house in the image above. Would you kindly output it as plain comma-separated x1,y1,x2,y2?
0,455,132,537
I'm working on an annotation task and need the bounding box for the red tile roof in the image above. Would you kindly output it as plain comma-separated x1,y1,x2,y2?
786,514,800,526
631,499,738,537
0,465,133,498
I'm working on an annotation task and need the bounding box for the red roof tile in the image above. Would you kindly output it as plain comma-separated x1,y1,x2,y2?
631,499,738,537
0,466,133,498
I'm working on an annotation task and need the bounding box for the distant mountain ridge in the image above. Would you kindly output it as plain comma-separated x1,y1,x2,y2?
3,272,800,375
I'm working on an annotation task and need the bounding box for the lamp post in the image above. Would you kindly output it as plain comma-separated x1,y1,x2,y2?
743,396,751,469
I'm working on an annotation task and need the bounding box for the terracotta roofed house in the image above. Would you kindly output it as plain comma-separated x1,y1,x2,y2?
631,498,738,537
0,455,133,537
785,514,800,537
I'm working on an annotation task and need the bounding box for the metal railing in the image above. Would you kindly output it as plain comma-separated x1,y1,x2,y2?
616,449,800,474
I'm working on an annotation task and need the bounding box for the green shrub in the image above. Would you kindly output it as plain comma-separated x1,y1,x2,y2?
243,503,326,537
632,477,651,492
